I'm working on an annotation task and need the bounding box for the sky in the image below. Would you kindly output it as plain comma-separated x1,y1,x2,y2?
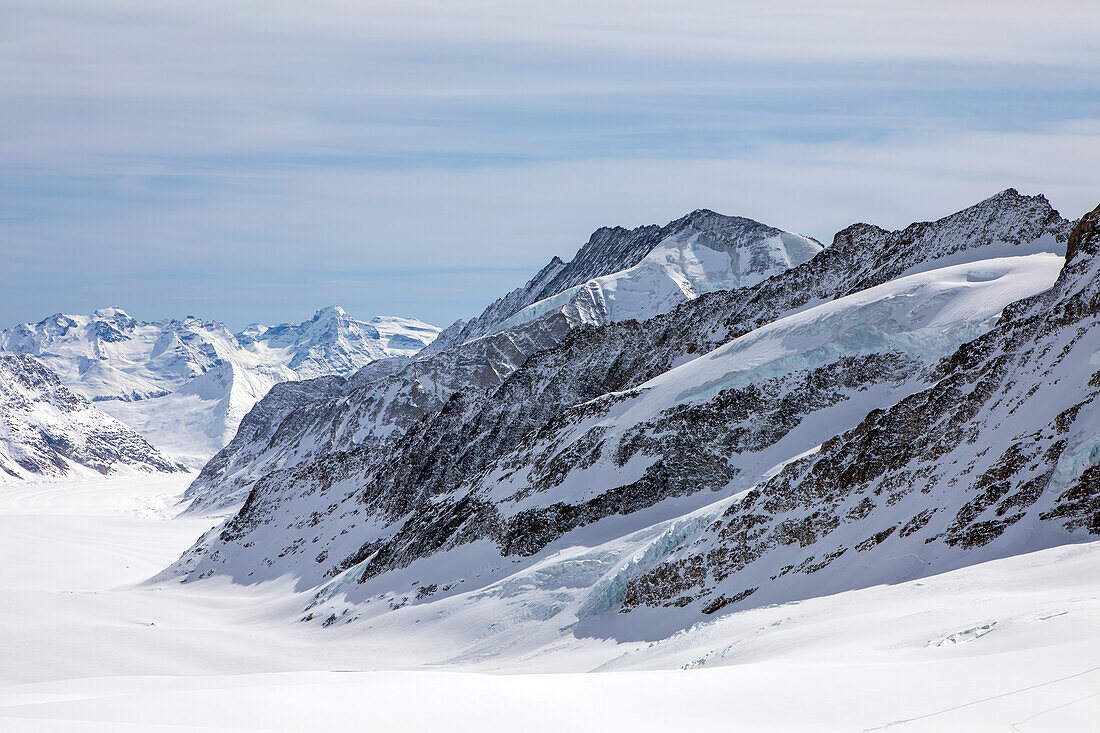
2,0,1099,330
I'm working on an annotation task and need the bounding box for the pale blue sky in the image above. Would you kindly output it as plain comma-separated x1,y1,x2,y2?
3,1,1099,330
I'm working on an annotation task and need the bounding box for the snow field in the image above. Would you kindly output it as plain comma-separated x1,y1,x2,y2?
0,474,1096,731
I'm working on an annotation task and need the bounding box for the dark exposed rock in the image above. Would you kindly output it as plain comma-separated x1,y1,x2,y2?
0,355,182,479
619,201,1100,617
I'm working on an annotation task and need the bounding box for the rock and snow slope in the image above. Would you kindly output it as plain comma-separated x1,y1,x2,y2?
424,210,820,354
166,190,1092,659
187,190,1067,515
184,209,821,510
0,306,440,465
173,253,1064,595
0,355,180,481
613,201,1100,625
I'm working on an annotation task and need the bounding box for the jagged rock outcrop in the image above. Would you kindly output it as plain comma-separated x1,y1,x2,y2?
616,202,1100,625
0,355,182,480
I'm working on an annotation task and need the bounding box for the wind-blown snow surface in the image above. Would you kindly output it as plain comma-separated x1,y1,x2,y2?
0,307,440,465
0,474,1097,731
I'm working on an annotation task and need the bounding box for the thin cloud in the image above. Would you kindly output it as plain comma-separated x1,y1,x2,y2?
1,1,1097,328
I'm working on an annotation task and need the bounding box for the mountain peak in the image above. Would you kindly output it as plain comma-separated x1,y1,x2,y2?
312,305,347,321
92,306,132,320
427,208,817,352
1065,201,1100,262
830,188,1069,263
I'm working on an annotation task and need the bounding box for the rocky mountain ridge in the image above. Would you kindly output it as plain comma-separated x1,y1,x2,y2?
165,190,1092,658
185,190,1069,514
184,209,822,510
615,201,1100,628
0,355,182,481
428,212,820,356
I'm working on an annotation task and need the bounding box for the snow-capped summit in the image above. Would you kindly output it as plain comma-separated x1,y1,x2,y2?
0,310,241,402
425,210,821,353
490,213,822,333
0,307,442,465
234,305,439,379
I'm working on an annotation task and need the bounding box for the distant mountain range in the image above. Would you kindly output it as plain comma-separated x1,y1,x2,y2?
0,306,440,469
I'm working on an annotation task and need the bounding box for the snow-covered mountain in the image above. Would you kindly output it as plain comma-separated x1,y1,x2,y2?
0,306,439,402
163,189,1096,664
182,210,822,511
0,355,182,481
615,201,1100,626
0,306,440,465
183,190,1067,513
424,210,821,354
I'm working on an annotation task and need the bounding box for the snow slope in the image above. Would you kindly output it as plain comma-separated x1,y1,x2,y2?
97,362,283,465
490,217,821,333
0,355,181,481
0,473,1096,731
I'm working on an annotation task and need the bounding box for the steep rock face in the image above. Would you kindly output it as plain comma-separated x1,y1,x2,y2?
169,192,1071,611
616,202,1100,628
185,210,821,509
0,355,182,481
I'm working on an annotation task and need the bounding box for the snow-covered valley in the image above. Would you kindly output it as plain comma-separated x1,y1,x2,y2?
0,473,1096,731
2,192,1098,731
